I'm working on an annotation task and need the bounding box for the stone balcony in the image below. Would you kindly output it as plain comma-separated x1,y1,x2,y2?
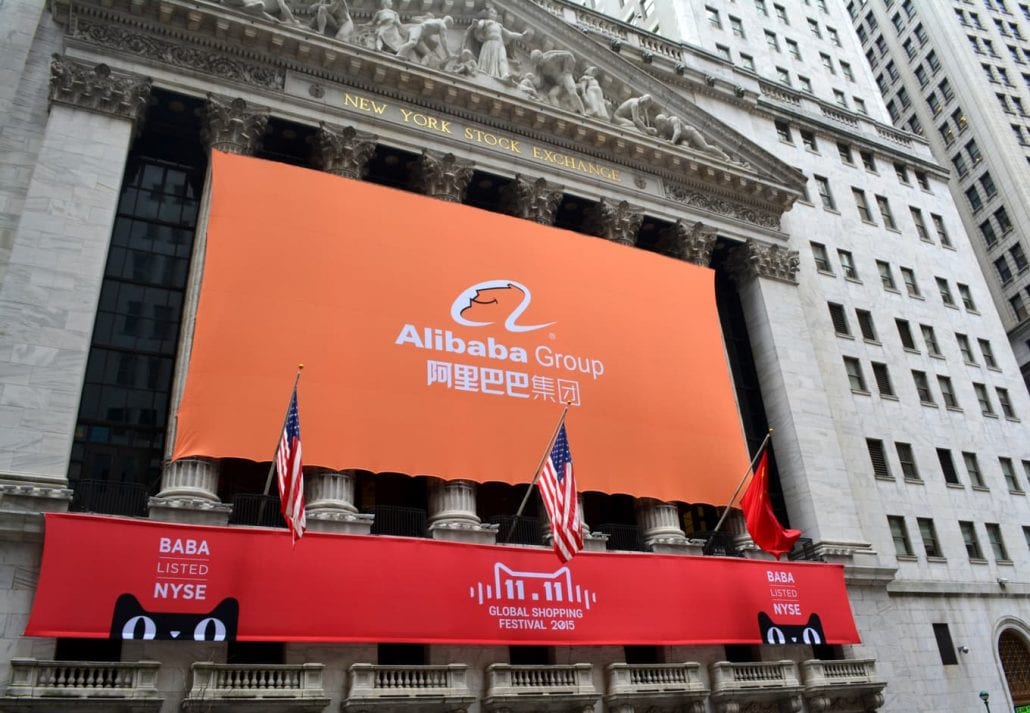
0,658,162,712
181,662,329,712
709,660,803,713
800,659,886,712
483,663,600,713
605,662,708,713
343,664,475,713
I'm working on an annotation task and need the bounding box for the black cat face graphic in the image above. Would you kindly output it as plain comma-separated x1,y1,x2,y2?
110,593,239,642
757,612,824,645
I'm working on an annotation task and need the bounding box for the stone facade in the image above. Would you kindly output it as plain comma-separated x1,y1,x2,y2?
0,0,1027,712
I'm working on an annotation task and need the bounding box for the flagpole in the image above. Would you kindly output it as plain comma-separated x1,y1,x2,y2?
708,428,773,537
503,403,570,544
259,364,304,523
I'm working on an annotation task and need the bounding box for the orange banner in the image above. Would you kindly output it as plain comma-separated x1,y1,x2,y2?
172,151,749,504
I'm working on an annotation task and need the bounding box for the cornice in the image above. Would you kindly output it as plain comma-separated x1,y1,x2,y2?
54,0,805,227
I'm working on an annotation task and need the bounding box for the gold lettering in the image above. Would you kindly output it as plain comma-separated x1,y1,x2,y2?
399,108,413,122
371,100,387,115
439,119,452,134
532,146,545,159
344,94,361,109
509,140,521,153
464,128,475,140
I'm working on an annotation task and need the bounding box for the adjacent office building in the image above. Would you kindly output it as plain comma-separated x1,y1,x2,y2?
1,0,1029,711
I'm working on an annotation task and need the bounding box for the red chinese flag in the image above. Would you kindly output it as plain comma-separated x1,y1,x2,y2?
740,449,800,560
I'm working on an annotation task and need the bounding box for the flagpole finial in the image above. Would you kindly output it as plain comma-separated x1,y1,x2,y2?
298,363,304,370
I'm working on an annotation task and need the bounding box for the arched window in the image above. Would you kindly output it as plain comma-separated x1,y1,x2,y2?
999,628,1030,707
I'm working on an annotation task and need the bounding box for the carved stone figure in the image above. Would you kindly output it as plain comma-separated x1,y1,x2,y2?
397,15,453,65
450,49,478,76
308,0,352,40
577,66,608,120
528,49,585,114
516,73,541,100
462,6,532,80
222,0,300,25
654,113,732,161
612,94,657,135
371,0,405,53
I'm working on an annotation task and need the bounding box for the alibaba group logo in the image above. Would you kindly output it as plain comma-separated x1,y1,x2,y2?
450,280,555,333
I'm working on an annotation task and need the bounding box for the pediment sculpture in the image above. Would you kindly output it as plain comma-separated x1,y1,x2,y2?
210,0,742,164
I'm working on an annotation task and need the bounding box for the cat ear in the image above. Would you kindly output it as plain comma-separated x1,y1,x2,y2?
110,594,145,640
757,612,773,628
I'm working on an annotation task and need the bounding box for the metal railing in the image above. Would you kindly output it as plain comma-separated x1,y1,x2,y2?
370,505,428,538
70,479,149,517
696,531,742,557
596,523,645,552
490,516,544,546
787,538,825,562
229,493,286,528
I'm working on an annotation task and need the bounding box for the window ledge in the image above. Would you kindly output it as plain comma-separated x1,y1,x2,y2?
929,354,945,360
861,219,878,226
903,477,923,485
997,559,1015,566
904,347,921,355
885,226,902,234
969,557,989,565
836,333,856,340
946,406,964,413
816,268,835,276
908,293,926,301
946,482,965,490
920,401,939,408
879,394,900,401
1007,489,1026,496
983,412,999,419
863,338,881,346
822,207,841,215
851,388,871,396
874,475,896,482
896,554,918,562
884,287,901,294
844,277,863,285
926,556,947,563
942,303,959,310
971,485,990,492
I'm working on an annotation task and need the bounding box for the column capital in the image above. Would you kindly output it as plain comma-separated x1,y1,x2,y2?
428,479,497,544
409,150,474,202
201,93,269,155
726,239,800,285
588,198,643,247
665,220,717,267
314,123,378,179
48,54,151,124
501,174,564,225
149,458,231,525
305,468,374,535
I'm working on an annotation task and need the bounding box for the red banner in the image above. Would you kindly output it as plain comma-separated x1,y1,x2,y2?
27,514,860,645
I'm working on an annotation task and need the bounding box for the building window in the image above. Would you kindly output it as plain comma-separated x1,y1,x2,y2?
936,278,955,306
811,242,833,272
900,267,920,297
981,219,999,248
801,129,818,151
871,362,895,397
964,452,986,488
939,449,960,485
973,383,995,416
740,53,755,70
853,97,868,114
896,319,917,350
895,163,910,184
853,188,873,222
828,303,850,334
844,357,867,392
877,261,897,290
798,75,813,93
957,284,976,311
920,325,942,356
997,387,1016,419
918,518,942,558
913,370,934,404
1012,243,1029,272
730,16,746,37
1011,294,1028,321
896,442,920,481
856,309,877,341
716,45,732,61
766,30,780,51
841,61,855,82
756,0,768,16
775,3,789,23
706,6,722,28
933,623,960,665
868,438,892,478
960,521,984,560
808,18,822,37
828,26,841,45
986,523,1010,561
995,255,1013,283
978,338,997,367
814,175,836,209
888,516,914,556
838,249,858,279
965,186,983,213
936,375,959,409
876,195,896,229
821,52,835,74
776,66,791,84
916,171,930,190
833,89,848,107
911,208,930,241
957,334,977,363
994,207,1012,233
838,142,854,164
786,38,801,59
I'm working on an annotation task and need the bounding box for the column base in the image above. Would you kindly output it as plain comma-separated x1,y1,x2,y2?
582,530,609,552
429,520,499,545
148,496,231,525
306,510,374,535
649,537,704,556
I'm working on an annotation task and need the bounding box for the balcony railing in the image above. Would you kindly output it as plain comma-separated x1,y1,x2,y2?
788,538,825,562
710,660,802,693
606,662,708,710
345,664,474,711
2,659,162,710
182,663,328,712
370,505,428,538
70,479,149,517
696,531,742,557
801,659,886,710
484,663,600,712
596,523,645,552
229,493,286,528
490,516,544,546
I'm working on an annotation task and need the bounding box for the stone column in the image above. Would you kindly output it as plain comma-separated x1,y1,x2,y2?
314,123,378,179
305,468,374,534
0,56,149,511
409,150,474,202
153,93,270,524
636,498,701,555
587,198,643,246
500,174,564,225
428,479,497,544
663,219,717,266
725,240,877,565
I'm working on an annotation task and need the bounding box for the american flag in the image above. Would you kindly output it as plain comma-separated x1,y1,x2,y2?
538,422,583,562
276,387,306,541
